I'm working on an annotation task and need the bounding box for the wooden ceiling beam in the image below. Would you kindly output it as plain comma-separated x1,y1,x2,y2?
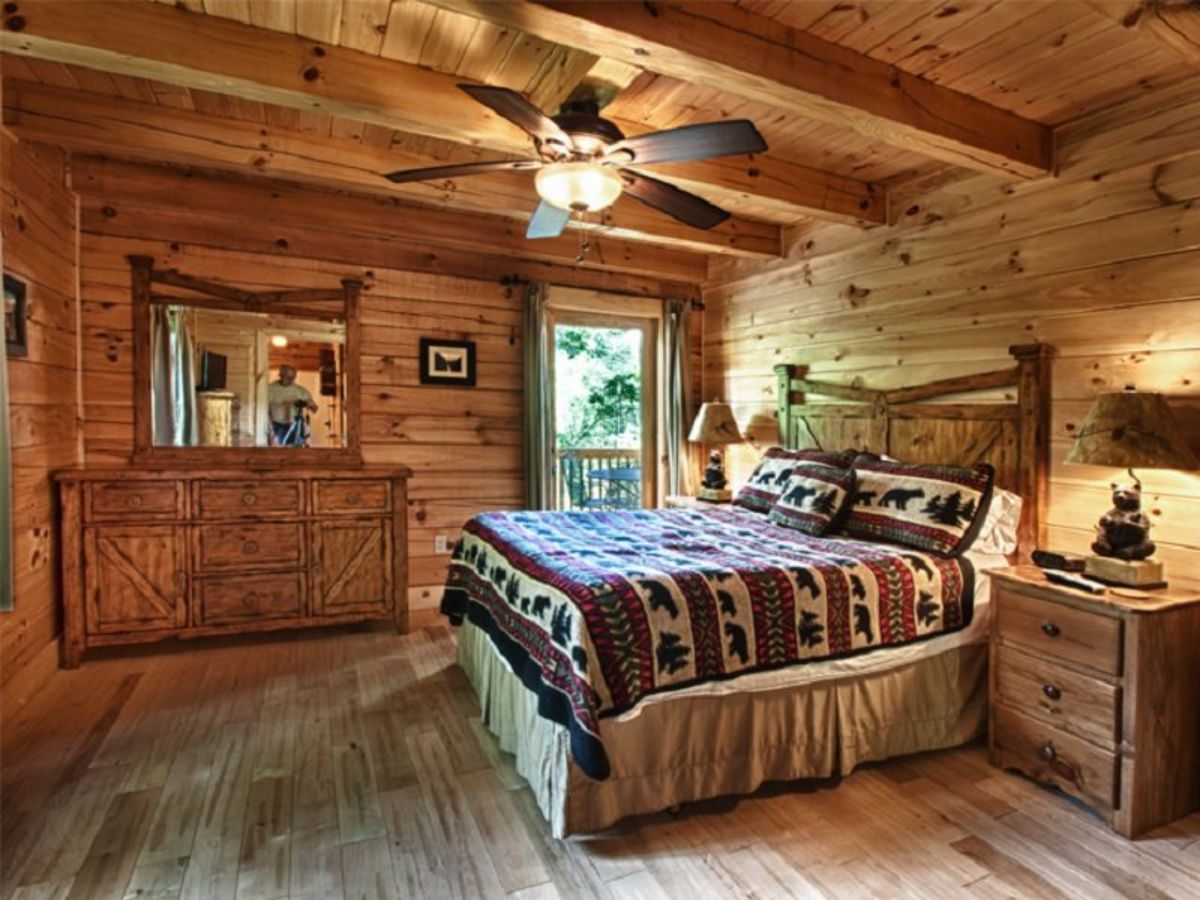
0,0,882,225
425,0,1054,179
69,156,709,283
3,81,780,258
1092,1,1200,66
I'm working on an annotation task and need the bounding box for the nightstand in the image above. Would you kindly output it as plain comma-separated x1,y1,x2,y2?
664,495,730,510
986,566,1200,837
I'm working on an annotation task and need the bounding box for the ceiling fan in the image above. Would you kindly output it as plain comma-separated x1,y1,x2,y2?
383,84,768,240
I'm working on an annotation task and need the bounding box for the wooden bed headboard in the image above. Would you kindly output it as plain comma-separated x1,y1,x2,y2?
775,343,1052,556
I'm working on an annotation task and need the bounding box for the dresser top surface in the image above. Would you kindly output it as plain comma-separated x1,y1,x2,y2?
55,467,411,482
988,566,1200,614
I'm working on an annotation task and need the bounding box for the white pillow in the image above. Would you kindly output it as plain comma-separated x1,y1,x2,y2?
974,488,1022,555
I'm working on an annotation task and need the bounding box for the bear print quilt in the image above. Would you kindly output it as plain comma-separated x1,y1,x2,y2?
440,506,974,780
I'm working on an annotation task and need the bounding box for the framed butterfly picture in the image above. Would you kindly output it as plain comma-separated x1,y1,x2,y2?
419,337,476,388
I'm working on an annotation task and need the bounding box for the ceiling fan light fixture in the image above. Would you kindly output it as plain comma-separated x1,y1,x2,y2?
535,162,623,213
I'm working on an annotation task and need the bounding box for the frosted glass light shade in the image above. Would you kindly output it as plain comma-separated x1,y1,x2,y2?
535,162,623,212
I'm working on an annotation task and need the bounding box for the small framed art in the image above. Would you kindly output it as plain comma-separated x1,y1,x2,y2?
4,274,27,358
419,337,476,387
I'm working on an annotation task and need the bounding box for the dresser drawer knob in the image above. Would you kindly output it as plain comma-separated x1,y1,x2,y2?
1042,683,1062,701
243,492,258,506
243,592,258,607
1041,621,1061,638
1037,742,1056,762
346,492,361,505
128,494,143,508
242,540,260,555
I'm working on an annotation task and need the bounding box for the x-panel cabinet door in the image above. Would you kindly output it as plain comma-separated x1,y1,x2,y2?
311,517,392,616
84,525,188,633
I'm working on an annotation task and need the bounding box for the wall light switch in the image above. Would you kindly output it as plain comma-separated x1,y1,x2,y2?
434,534,450,554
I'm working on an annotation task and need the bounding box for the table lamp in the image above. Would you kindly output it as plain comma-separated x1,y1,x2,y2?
1065,386,1198,587
688,402,741,502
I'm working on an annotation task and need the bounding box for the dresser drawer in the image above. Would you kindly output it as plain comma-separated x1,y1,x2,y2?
995,588,1122,676
314,479,390,515
195,480,304,519
196,572,304,625
194,523,304,571
993,704,1118,813
994,645,1120,748
87,481,184,522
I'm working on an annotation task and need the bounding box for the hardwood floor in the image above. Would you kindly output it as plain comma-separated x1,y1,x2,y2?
3,625,1200,899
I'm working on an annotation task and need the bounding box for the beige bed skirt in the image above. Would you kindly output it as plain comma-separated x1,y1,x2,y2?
458,622,988,837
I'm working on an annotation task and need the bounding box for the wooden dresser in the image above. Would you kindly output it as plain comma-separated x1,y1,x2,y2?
987,566,1200,837
55,468,409,666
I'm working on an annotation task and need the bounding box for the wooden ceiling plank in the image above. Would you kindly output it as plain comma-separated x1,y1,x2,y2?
69,156,711,282
4,80,781,258
338,0,392,55
378,0,438,63
424,0,1052,178
295,0,346,45
1092,0,1200,66
0,0,879,223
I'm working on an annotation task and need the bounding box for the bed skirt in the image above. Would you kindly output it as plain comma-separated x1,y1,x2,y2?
458,621,988,837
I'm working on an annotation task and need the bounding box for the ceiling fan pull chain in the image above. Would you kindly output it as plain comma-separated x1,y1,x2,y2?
576,209,591,264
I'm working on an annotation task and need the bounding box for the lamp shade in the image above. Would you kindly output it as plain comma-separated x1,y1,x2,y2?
1065,389,1198,470
688,402,741,445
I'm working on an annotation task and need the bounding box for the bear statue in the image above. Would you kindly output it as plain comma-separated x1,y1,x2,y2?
702,449,728,490
1091,481,1156,561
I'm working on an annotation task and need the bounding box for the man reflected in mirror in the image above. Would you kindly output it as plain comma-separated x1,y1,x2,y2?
268,365,318,446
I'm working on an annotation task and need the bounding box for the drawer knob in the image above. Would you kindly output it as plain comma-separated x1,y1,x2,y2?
346,492,360,505
243,592,258,607
1042,683,1062,702
243,492,258,506
128,494,143,508
1037,742,1056,762
243,540,260,555
1040,621,1061,638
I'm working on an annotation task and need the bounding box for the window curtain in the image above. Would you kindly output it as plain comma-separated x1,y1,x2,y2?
523,282,555,509
150,305,199,447
664,297,694,497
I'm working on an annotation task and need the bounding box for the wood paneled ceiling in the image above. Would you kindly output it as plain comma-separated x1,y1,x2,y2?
1,0,1196,278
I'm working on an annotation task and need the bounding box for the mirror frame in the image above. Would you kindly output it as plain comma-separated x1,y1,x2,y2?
128,255,363,467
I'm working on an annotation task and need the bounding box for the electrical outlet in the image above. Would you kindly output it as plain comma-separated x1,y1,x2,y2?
434,534,450,554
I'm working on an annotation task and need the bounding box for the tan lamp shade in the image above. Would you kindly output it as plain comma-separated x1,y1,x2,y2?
1065,389,1198,470
688,402,741,445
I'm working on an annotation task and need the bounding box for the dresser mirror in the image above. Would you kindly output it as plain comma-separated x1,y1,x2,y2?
129,256,363,466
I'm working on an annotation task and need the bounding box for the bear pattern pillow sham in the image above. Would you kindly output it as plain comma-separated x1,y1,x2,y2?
844,459,995,556
734,447,856,513
768,464,856,536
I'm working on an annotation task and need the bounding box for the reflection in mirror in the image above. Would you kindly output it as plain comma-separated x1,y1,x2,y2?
151,305,346,449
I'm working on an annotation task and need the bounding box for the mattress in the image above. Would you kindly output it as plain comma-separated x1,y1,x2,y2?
441,506,982,780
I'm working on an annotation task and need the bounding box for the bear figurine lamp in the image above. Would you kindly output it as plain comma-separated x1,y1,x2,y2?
1065,386,1197,588
688,402,742,502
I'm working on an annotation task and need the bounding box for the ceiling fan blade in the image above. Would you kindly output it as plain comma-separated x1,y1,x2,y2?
621,170,731,230
384,159,543,183
458,84,573,151
604,120,767,166
526,201,571,239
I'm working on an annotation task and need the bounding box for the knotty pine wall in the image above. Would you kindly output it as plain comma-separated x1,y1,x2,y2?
704,79,1200,575
1,136,81,714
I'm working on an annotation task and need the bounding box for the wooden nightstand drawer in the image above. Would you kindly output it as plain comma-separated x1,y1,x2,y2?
995,588,1122,676
993,704,1118,813
195,480,304,519
994,644,1120,748
87,480,185,522
195,523,304,571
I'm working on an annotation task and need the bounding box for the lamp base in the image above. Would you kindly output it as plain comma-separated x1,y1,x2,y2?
1084,555,1167,589
696,488,732,503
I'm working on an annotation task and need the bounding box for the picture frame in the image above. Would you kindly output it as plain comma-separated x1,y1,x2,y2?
4,274,28,358
419,337,476,387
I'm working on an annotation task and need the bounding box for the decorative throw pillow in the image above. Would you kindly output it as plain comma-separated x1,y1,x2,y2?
768,464,857,536
843,458,995,556
734,446,855,513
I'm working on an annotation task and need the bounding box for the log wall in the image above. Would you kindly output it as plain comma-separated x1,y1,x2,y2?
1,136,80,716
704,79,1200,574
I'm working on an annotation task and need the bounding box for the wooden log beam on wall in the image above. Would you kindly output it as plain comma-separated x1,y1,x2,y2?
0,0,881,225
1,81,780,259
70,156,704,296
427,0,1053,179
1092,1,1200,65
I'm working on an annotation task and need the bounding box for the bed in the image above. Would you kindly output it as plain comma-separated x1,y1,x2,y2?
442,344,1052,837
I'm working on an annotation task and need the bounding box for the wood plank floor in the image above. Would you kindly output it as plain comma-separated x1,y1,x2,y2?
4,625,1200,899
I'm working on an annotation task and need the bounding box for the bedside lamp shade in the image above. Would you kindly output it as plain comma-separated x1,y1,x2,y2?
688,402,741,445
1065,389,1198,471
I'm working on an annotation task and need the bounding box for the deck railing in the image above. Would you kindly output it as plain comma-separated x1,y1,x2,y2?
556,447,643,511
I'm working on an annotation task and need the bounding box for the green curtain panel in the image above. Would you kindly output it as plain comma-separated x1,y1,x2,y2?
664,297,693,497
523,282,555,509
150,305,199,447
